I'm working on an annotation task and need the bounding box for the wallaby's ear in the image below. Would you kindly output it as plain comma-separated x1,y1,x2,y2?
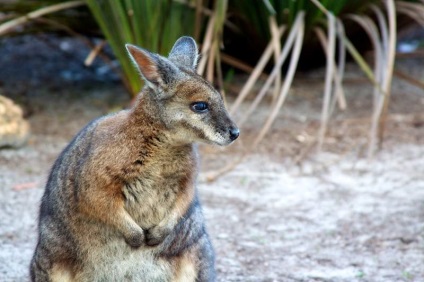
168,36,199,70
126,44,178,89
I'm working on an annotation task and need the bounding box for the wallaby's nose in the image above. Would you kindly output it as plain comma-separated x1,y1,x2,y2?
229,127,240,141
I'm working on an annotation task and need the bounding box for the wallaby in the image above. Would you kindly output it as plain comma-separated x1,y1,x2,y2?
30,36,239,282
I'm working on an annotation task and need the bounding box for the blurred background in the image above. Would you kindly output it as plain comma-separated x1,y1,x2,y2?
1,0,423,153
0,0,423,281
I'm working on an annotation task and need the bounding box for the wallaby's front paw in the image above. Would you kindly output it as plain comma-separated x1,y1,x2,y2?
145,226,171,247
125,230,145,248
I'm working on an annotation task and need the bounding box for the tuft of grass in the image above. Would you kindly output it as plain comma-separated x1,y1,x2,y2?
356,270,365,279
85,0,197,96
0,1,85,36
402,270,414,280
228,0,374,46
228,0,424,158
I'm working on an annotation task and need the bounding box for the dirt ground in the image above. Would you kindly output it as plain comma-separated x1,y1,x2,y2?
1,35,424,282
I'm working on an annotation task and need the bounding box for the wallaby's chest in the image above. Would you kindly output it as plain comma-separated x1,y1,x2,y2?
123,151,195,228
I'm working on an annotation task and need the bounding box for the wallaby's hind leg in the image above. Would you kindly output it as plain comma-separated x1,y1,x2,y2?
31,259,74,282
30,254,50,282
30,244,75,282
172,250,198,282
49,264,74,282
169,238,214,282
195,234,216,282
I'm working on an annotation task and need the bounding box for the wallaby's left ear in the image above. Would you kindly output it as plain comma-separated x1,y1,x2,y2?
126,44,178,89
168,36,199,70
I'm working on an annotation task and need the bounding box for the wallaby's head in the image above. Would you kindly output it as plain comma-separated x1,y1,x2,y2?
126,36,239,146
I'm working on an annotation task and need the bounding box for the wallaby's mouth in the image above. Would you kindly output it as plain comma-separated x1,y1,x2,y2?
213,126,239,146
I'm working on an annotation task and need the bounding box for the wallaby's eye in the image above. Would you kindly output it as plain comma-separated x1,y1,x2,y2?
190,102,209,113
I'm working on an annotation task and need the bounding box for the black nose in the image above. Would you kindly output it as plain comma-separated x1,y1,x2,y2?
229,127,240,141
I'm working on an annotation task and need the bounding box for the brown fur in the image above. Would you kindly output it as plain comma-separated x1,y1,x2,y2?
30,36,238,281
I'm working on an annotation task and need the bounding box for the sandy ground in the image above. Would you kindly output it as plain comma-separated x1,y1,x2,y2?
1,35,424,282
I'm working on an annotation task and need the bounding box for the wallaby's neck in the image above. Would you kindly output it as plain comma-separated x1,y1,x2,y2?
131,90,163,125
128,90,193,151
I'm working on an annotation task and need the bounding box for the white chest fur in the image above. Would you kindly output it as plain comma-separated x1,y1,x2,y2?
78,240,172,282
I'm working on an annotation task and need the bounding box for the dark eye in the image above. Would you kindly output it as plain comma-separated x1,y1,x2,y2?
191,102,209,113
